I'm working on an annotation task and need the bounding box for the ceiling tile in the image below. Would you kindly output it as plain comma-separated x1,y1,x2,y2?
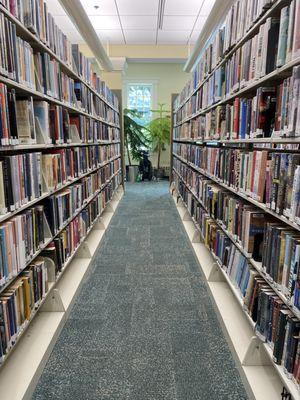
80,0,117,15
88,15,121,30
157,30,190,44
117,0,159,16
162,16,196,31
194,15,208,31
96,29,125,44
120,15,157,30
124,30,156,44
164,0,201,16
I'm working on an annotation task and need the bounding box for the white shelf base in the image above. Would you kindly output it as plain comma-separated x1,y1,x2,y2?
0,187,124,400
172,190,292,400
208,281,253,362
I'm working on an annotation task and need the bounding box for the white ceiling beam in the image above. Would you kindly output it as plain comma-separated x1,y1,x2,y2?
59,0,114,71
184,0,233,72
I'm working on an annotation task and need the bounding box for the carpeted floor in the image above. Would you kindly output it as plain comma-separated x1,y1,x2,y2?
32,182,249,400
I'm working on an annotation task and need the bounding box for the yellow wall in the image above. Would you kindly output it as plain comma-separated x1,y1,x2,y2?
79,44,191,61
101,71,123,90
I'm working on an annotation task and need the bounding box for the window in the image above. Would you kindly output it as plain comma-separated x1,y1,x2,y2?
127,83,153,126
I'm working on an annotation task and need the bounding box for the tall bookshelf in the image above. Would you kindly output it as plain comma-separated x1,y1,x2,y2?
0,1,124,397
171,0,300,399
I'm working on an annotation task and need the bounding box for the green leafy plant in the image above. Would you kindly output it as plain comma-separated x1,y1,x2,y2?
147,103,171,173
123,108,151,165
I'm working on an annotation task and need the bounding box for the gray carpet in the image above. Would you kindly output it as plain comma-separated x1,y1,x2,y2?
32,182,249,400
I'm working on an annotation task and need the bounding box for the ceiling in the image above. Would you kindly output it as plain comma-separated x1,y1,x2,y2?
47,0,215,45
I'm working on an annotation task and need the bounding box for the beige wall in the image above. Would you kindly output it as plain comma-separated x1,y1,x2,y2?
79,44,191,168
123,62,190,168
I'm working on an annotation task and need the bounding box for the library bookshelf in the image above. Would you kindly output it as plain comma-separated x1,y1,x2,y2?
0,1,125,398
171,0,300,399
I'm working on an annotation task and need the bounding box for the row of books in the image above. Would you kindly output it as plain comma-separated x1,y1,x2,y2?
177,0,300,110
195,0,277,90
40,144,120,192
173,116,205,141
42,175,119,277
173,144,300,224
175,173,300,385
0,1,119,111
42,158,120,236
0,257,50,360
173,159,300,306
0,175,120,360
176,64,300,141
0,85,120,146
72,45,119,109
0,144,120,214
0,162,121,286
0,11,119,131
175,0,276,108
202,86,277,140
200,205,300,384
1,0,73,68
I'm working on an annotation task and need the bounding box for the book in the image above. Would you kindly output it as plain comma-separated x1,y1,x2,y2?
292,0,300,60
277,6,290,67
15,98,36,144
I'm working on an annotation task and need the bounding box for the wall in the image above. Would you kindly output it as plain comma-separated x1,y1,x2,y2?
123,62,190,168
80,44,191,63
79,44,191,169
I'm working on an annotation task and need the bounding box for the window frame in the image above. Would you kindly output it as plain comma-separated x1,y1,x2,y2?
123,79,158,124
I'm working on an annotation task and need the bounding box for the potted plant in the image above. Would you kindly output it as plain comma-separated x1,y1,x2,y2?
147,103,171,179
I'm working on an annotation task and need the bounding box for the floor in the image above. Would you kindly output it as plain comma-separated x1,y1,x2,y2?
32,182,249,400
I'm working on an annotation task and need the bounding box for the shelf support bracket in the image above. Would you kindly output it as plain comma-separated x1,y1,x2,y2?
242,336,271,366
77,242,92,258
182,211,192,221
104,203,114,213
93,219,106,231
41,289,65,312
207,262,225,282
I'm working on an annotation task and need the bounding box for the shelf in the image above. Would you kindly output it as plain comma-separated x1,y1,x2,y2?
174,54,300,127
173,137,300,145
0,4,119,114
0,75,120,134
172,187,299,400
173,153,300,232
173,167,300,321
0,168,121,295
0,140,121,152
0,155,121,224
174,0,290,114
0,181,121,365
0,186,123,400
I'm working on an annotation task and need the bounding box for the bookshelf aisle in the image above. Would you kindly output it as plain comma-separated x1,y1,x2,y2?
171,0,300,399
0,0,124,398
